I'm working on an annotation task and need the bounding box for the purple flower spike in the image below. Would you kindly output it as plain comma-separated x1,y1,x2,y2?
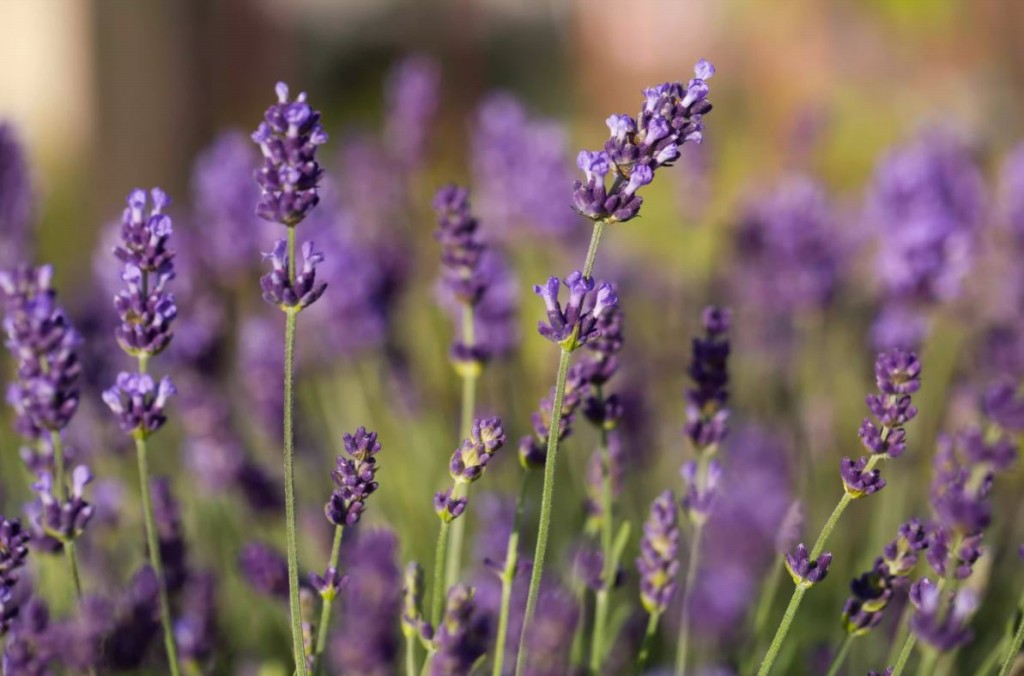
114,188,175,274
30,466,94,543
449,417,507,484
982,379,1024,433
572,59,714,223
325,427,382,527
637,490,680,615
430,584,490,676
784,543,831,588
684,306,732,454
259,238,327,311
882,519,928,576
434,488,468,523
252,82,327,226
102,372,176,438
909,578,976,652
680,459,722,523
840,456,887,498
385,55,440,173
533,271,618,351
858,349,921,463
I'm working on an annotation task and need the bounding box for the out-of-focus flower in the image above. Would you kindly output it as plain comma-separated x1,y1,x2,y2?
430,584,490,676
909,578,977,652
637,490,680,614
0,122,34,268
239,542,289,599
384,55,440,174
520,588,578,676
518,364,589,468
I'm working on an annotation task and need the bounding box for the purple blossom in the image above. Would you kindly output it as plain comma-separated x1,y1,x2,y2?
784,543,832,587
521,588,578,676
1002,142,1024,242
448,417,507,484
855,349,921,486
0,122,34,268
839,456,886,498
2,599,60,673
0,517,29,637
252,82,328,226
29,466,94,543
114,188,175,274
909,578,977,652
518,364,589,468
384,55,440,173
637,489,680,614
113,263,177,357
680,458,722,523
841,559,892,636
982,378,1024,433
259,238,327,311
470,93,578,238
238,542,289,599
1,265,82,438
434,488,468,523
430,584,490,676
325,427,382,527
572,59,714,223
684,306,731,453
533,271,618,350
102,372,176,438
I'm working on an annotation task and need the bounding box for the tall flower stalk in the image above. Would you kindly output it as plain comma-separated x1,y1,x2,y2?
675,306,731,676
102,188,182,675
515,59,716,675
637,490,680,671
252,81,329,676
757,349,922,675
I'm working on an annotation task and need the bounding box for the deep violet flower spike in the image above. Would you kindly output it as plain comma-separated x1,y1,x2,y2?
571,59,714,223
251,82,328,226
324,427,382,527
430,584,489,676
533,271,618,351
113,188,175,273
0,265,82,437
102,372,176,439
684,305,731,453
859,348,921,457
785,543,832,588
259,238,327,311
449,417,507,484
637,490,680,614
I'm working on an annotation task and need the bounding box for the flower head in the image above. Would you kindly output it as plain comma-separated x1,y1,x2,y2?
637,490,680,614
251,82,328,226
30,466,94,543
325,427,382,527
784,543,832,588
430,584,490,676
259,238,327,311
533,271,618,351
102,372,176,438
449,417,507,484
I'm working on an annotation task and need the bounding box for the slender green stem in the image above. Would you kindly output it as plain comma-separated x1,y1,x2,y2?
753,561,784,640
825,634,854,676
589,420,614,672
892,633,918,676
313,525,345,674
432,519,452,628
282,308,308,676
756,586,807,676
515,347,572,676
493,473,530,676
811,492,853,559
406,633,418,676
637,611,661,672
445,365,478,591
49,431,85,601
978,638,1006,676
916,649,938,676
135,434,182,676
582,220,606,279
674,523,704,676
886,602,914,667
998,588,1024,676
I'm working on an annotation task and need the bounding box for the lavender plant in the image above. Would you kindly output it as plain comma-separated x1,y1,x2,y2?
252,81,328,676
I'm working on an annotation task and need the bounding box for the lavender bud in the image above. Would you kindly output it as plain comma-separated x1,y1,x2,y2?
449,417,506,484
0,517,29,637
840,456,887,498
113,188,175,274
434,488,468,523
784,543,832,588
325,427,382,527
533,271,618,351
519,365,589,468
259,238,327,311
680,459,722,524
30,466,94,543
309,567,347,602
251,82,327,226
102,372,176,439
637,490,680,614
400,562,428,640
882,518,928,576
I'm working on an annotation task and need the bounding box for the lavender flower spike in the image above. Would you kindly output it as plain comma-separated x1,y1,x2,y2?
637,490,680,615
572,59,714,224
102,372,176,439
260,239,327,311
430,584,490,676
31,466,95,542
784,543,832,588
684,306,731,454
534,271,618,351
448,417,507,484
324,427,382,527
252,82,328,226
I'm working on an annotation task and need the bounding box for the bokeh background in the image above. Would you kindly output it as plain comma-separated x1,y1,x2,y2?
3,0,1024,673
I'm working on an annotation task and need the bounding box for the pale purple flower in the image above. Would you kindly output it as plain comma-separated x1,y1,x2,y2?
0,122,34,268
384,55,440,173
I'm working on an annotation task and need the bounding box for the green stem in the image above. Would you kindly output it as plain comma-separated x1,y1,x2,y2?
432,518,452,628
756,586,807,676
637,611,661,672
916,649,938,676
589,420,614,672
582,220,606,279
825,634,854,676
282,308,308,676
445,367,478,592
406,633,418,676
493,473,530,676
313,525,344,674
49,431,84,601
135,434,182,676
892,633,918,676
753,561,784,641
515,347,572,676
811,491,853,559
674,523,704,676
886,602,914,667
998,587,1024,676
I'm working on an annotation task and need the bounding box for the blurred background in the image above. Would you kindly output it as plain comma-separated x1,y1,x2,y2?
3,0,1024,673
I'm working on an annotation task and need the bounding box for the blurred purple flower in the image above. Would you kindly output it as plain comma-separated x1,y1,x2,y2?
384,54,440,173
0,122,34,268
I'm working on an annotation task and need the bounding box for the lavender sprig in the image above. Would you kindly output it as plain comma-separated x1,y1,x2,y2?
102,187,181,675
252,81,327,676
636,490,680,671
516,60,715,676
758,349,922,676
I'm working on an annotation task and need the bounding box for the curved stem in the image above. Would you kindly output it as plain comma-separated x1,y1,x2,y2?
756,586,807,676
493,473,530,676
515,347,572,676
637,611,661,672
282,308,308,676
135,435,182,676
892,634,918,676
313,525,345,675
825,634,854,676
998,586,1024,676
674,523,704,676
